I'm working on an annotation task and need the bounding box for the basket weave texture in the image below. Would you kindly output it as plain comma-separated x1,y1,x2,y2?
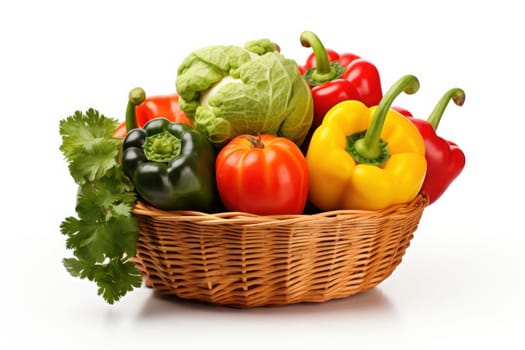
131,193,428,308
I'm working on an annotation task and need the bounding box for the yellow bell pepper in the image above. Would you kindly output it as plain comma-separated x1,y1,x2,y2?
306,75,427,210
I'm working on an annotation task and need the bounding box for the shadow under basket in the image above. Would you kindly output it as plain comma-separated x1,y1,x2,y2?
131,193,428,308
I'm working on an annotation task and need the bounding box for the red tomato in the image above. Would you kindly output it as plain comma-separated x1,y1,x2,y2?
216,134,309,215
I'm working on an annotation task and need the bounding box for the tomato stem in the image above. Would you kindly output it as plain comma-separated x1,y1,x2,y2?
245,135,265,148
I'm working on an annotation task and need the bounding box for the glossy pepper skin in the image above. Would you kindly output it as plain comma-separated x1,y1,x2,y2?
299,31,383,129
113,87,193,138
121,118,216,211
394,89,466,205
306,75,426,211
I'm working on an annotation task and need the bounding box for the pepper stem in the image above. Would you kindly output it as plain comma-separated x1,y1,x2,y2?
353,75,420,164
143,131,182,163
427,88,465,130
125,87,146,131
300,31,345,85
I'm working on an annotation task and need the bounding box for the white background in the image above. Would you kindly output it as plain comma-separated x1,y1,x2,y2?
1,0,523,348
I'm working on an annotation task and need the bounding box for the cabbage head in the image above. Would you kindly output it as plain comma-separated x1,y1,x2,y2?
175,39,313,146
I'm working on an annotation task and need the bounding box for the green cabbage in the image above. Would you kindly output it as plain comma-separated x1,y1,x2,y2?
175,39,313,146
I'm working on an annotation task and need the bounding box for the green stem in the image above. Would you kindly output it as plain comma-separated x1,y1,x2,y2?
300,31,343,84
143,131,182,163
354,75,420,162
427,88,465,130
125,87,146,131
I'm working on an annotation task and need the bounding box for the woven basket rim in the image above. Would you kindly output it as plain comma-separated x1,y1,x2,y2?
132,192,429,227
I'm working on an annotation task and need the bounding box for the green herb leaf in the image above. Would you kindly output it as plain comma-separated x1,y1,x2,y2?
68,139,120,184
60,109,121,184
63,257,142,305
93,259,143,305
59,109,142,304
76,174,136,221
59,109,119,159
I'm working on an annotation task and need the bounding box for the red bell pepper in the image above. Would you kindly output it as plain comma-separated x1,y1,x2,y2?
299,31,383,129
394,88,466,205
113,87,193,137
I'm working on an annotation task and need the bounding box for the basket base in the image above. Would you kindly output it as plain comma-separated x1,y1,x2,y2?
138,277,387,309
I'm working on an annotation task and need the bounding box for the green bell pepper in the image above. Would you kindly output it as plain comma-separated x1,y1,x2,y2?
121,117,217,211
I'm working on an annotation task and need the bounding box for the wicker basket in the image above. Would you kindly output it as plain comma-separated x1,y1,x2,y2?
131,193,428,308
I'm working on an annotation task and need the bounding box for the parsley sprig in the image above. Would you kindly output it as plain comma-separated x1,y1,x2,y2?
59,109,142,304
